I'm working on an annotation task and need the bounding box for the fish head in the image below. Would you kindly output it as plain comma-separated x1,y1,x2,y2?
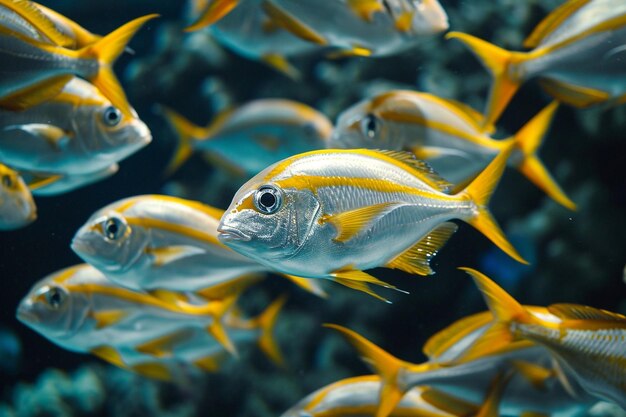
71,207,150,277
0,164,36,230
218,169,321,263
16,270,90,341
407,0,449,34
331,99,392,149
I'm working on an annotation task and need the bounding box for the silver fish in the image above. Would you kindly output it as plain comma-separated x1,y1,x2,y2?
0,163,36,230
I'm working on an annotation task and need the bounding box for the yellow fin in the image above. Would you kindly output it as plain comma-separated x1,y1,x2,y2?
321,202,399,243
35,3,101,48
193,353,227,372
0,74,73,111
324,324,412,417
131,362,172,381
83,14,159,118
510,360,553,391
185,0,240,31
375,150,453,193
160,106,205,176
547,303,626,323
261,0,327,45
145,245,205,267
446,32,527,129
280,274,328,298
136,329,195,358
523,0,591,48
195,274,264,300
539,78,610,108
394,11,413,33
148,288,191,305
26,174,63,191
422,311,493,359
455,322,517,363
91,345,126,368
0,0,73,46
332,277,391,303
261,53,301,80
420,387,479,417
206,295,239,356
255,294,288,368
90,310,127,329
346,0,384,22
327,46,373,59
330,268,407,299
476,372,512,417
386,222,458,276
460,145,528,264
4,123,70,149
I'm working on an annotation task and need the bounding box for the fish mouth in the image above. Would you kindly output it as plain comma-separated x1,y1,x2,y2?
16,305,38,324
217,226,251,242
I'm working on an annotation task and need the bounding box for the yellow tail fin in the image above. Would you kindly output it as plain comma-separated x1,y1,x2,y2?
460,144,527,264
510,101,576,210
161,106,205,176
206,294,239,357
83,14,159,118
446,32,527,129
280,274,328,298
254,294,288,368
185,0,240,31
324,324,412,417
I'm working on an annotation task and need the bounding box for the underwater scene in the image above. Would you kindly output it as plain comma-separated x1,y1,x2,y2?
0,0,625,416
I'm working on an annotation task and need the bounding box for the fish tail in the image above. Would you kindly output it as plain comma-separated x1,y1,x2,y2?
185,0,240,31
509,101,576,210
280,274,328,298
460,143,528,264
160,106,205,176
206,294,239,357
254,294,288,368
324,324,412,417
83,14,159,118
446,32,527,129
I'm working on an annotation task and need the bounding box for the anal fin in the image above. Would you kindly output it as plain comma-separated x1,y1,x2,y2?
331,268,408,303
386,222,458,275
420,387,479,417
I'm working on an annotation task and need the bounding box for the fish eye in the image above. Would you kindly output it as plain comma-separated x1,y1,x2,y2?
102,106,122,127
254,185,283,214
360,114,379,139
44,286,68,310
102,215,127,241
1,174,14,189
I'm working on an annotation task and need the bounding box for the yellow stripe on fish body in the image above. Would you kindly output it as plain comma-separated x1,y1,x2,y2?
463,267,626,408
219,147,526,301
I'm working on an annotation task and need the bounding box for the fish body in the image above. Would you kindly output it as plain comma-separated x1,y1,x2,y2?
23,164,119,196
448,0,626,127
163,99,333,177
34,3,101,49
331,91,575,209
0,163,36,230
218,147,525,300
16,263,237,356
0,78,151,175
465,267,626,409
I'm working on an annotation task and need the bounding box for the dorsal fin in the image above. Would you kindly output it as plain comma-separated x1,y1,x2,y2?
548,304,626,323
375,149,454,193
423,311,493,359
523,0,591,48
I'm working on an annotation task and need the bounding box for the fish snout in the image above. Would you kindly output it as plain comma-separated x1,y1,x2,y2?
217,224,251,243
16,301,38,325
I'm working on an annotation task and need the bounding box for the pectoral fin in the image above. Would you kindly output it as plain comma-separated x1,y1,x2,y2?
193,352,227,372
90,310,127,329
91,345,126,368
4,124,70,150
0,75,73,111
510,360,554,391
321,202,400,243
261,0,327,45
145,245,205,267
131,362,172,381
261,53,301,80
386,222,458,275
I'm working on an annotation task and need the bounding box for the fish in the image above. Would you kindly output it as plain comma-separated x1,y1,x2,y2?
331,91,576,210
23,164,119,196
186,0,448,77
162,99,333,177
447,0,626,128
0,78,151,175
0,163,36,230
281,375,494,417
16,263,242,361
0,0,157,115
463,266,626,409
33,2,101,49
70,194,326,298
218,145,526,302
326,315,596,417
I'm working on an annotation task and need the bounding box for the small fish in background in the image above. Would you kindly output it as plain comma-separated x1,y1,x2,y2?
70,195,326,298
0,326,21,375
22,164,119,197
161,99,333,178
463,267,626,409
0,163,36,230
447,0,626,128
325,311,596,417
218,145,526,302
331,91,576,210
0,78,152,176
16,263,243,364
0,0,158,116
185,0,448,77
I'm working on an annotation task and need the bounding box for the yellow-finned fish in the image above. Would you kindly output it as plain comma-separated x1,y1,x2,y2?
0,163,36,230
70,195,326,298
463,267,626,409
447,0,626,128
16,263,242,360
0,0,157,116
218,146,526,302
33,2,101,49
185,0,448,77
162,99,333,177
0,77,151,175
326,317,595,417
331,91,576,210
23,164,119,196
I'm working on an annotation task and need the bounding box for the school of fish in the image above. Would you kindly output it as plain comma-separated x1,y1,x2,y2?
3,0,624,415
